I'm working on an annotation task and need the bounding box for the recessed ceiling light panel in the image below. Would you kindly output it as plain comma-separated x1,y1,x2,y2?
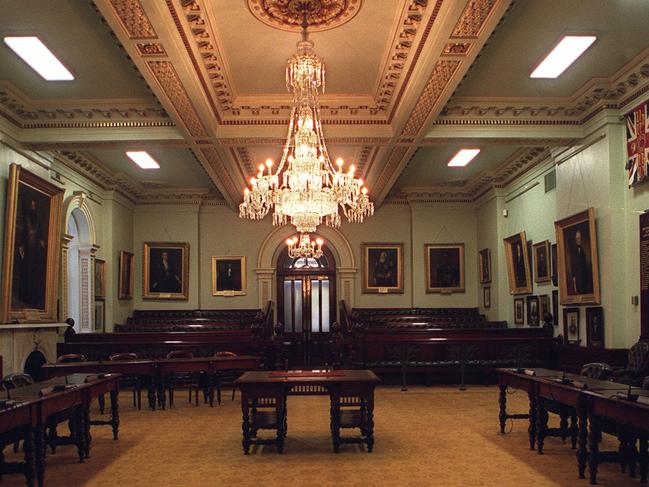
126,151,160,169
3,36,74,81
448,148,480,167
530,35,596,79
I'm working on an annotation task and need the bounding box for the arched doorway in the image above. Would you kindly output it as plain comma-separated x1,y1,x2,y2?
66,207,93,332
277,240,336,367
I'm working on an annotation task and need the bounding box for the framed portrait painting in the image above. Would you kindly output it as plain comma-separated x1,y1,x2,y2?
514,298,525,325
94,259,106,299
212,256,246,296
586,307,604,347
362,243,403,294
563,307,580,344
143,242,189,300
504,231,532,294
526,295,540,326
552,290,559,327
555,208,600,305
118,251,134,300
533,240,551,283
425,243,465,293
1,164,64,323
551,243,558,287
539,294,550,324
479,248,491,284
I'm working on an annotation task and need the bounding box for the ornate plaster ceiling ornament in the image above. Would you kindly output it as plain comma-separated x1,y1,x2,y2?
247,0,362,32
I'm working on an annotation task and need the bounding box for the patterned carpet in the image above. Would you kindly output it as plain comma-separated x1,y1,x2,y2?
1,385,641,486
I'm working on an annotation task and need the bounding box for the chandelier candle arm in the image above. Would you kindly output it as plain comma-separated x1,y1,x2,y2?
239,21,373,258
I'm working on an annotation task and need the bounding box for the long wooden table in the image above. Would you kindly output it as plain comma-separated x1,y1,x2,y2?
0,373,120,487
235,369,380,454
41,356,259,410
497,368,648,484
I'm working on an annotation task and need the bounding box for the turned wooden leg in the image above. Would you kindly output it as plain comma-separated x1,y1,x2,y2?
366,392,375,453
498,383,507,434
528,390,537,451
147,377,156,411
330,394,340,453
570,414,578,449
588,413,600,485
536,396,547,455
83,402,91,459
35,426,46,487
110,390,120,440
560,413,568,444
241,395,251,455
75,407,85,463
639,435,647,483
577,404,588,479
24,428,35,487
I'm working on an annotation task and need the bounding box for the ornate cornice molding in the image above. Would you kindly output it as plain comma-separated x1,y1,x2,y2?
109,0,157,39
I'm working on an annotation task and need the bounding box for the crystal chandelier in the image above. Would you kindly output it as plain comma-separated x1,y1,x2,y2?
239,19,373,257
287,234,323,259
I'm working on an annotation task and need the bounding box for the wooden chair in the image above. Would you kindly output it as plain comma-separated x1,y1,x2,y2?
611,341,649,386
164,351,202,407
108,353,144,410
213,351,239,404
330,383,375,453
242,391,287,454
56,354,87,363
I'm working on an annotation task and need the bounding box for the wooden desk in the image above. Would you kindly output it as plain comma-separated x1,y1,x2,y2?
0,374,121,487
235,370,380,454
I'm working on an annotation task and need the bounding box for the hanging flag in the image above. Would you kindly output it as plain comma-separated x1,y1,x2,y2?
626,100,649,187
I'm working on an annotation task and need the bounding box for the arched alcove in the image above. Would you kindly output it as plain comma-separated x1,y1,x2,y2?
61,194,98,333
256,225,357,316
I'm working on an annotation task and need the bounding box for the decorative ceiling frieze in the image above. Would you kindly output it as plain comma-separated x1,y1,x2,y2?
247,0,362,33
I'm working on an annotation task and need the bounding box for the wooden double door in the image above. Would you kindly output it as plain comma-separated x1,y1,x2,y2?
277,251,336,367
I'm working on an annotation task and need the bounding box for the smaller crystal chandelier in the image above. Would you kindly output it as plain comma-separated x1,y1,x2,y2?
287,234,324,259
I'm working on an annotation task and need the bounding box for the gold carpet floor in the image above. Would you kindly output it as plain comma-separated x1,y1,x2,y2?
1,385,642,487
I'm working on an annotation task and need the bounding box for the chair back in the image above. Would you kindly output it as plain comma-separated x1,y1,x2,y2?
627,341,649,370
580,362,613,380
57,353,87,363
3,373,34,390
215,351,237,357
109,353,139,361
166,350,194,359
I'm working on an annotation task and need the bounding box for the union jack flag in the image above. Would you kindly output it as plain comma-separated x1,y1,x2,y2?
626,101,649,187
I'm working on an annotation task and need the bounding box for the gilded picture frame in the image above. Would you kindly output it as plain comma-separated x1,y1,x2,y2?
479,248,491,284
555,208,600,305
425,243,465,293
94,258,106,299
586,307,604,348
1,163,63,323
563,307,580,344
362,243,404,294
483,286,491,309
143,242,189,300
504,231,532,295
212,256,246,296
118,251,134,300
514,298,525,325
526,295,540,326
533,240,551,283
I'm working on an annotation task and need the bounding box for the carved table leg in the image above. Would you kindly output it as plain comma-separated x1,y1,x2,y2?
536,396,547,455
83,402,91,459
366,390,375,453
24,427,35,487
75,406,85,463
330,393,340,453
277,393,285,454
147,376,156,411
570,414,578,449
110,389,120,440
498,383,507,434
528,390,537,451
588,412,600,485
639,435,647,484
560,413,568,444
97,394,105,415
577,400,588,479
241,391,250,455
158,375,166,410
35,425,46,487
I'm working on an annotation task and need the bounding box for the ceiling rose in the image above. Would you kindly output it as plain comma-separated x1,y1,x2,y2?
247,0,362,32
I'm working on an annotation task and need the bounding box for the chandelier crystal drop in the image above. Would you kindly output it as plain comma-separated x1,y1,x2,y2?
239,22,374,257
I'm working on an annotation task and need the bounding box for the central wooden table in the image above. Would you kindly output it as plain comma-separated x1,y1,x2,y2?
235,369,380,454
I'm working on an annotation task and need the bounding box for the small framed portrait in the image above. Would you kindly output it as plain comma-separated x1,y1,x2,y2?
526,295,540,326
479,248,491,284
118,251,134,300
533,240,551,283
483,286,491,309
1,163,64,323
94,299,105,332
551,243,558,287
212,256,246,296
94,259,106,299
563,307,580,344
514,298,525,325
539,294,550,325
504,231,532,294
143,242,189,300
362,243,404,294
586,307,604,347
425,243,465,293
555,208,600,305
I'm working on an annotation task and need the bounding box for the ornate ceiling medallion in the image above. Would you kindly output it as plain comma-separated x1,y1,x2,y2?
247,0,362,32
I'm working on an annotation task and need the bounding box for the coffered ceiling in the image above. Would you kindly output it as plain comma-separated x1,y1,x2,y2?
1,0,649,208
